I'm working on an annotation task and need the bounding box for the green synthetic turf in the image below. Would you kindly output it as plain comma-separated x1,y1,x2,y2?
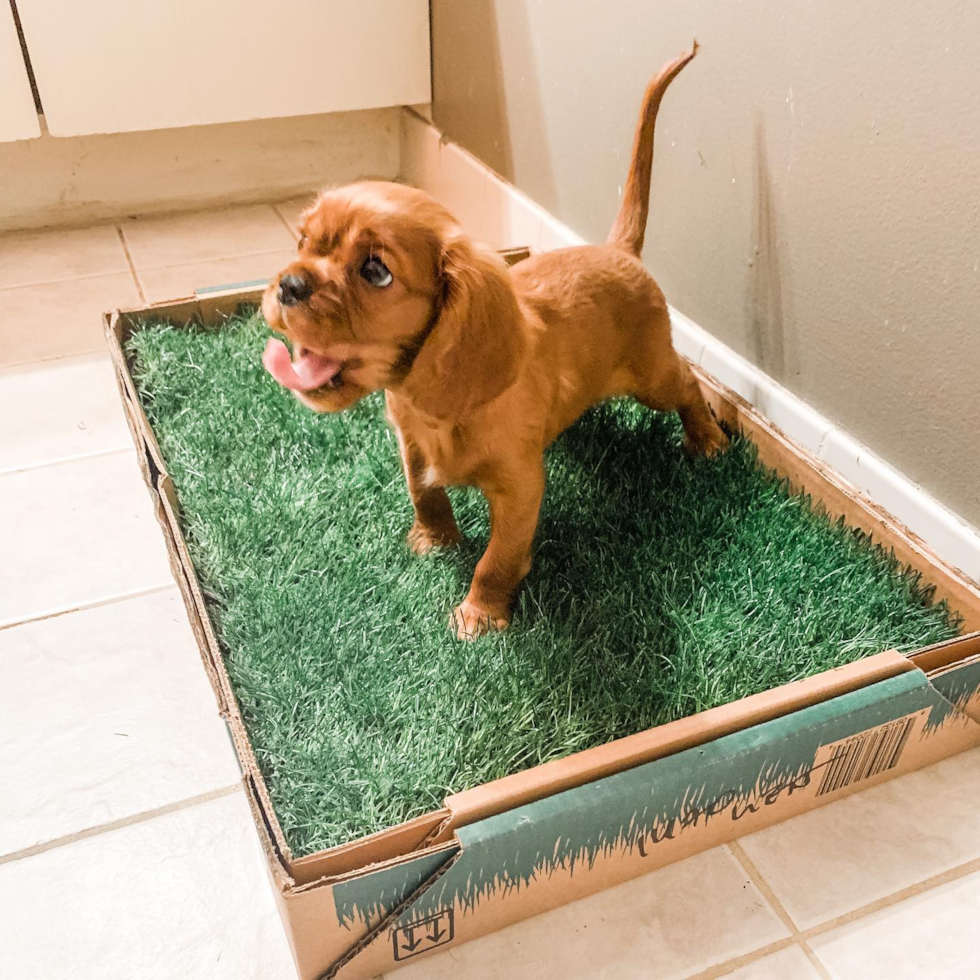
127,310,959,856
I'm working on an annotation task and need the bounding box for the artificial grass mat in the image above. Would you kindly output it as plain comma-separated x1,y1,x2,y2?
127,310,960,856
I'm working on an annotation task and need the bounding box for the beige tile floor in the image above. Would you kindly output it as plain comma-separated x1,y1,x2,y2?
1,201,977,980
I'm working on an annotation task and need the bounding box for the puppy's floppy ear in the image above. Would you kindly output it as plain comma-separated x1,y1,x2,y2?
405,234,525,419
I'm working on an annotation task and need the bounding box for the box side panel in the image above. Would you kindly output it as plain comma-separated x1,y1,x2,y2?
442,650,913,832
336,669,980,977
289,810,451,887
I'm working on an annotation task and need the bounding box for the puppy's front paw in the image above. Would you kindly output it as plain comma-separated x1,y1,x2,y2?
450,599,509,640
407,521,462,556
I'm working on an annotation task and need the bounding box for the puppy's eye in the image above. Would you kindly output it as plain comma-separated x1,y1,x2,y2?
360,256,393,288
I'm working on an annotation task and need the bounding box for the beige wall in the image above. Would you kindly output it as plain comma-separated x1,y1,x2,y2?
0,107,400,232
431,0,980,529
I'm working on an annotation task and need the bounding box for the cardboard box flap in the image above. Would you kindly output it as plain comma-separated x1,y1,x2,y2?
244,770,293,890
333,665,980,980
289,809,452,887
909,631,980,674
925,654,980,726
442,648,915,831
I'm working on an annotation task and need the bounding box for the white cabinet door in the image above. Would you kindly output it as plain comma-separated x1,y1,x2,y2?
15,0,430,137
0,4,40,141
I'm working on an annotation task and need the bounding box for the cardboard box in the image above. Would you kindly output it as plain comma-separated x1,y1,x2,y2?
105,266,980,980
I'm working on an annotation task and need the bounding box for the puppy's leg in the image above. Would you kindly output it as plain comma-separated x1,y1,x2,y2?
452,464,545,640
395,431,462,555
635,346,728,456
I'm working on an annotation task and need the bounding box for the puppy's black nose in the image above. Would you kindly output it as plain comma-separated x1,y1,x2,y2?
278,273,311,306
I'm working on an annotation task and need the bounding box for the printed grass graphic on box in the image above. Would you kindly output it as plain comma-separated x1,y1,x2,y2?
926,658,980,731
333,665,980,936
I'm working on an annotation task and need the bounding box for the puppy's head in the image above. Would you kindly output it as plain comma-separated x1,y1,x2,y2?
262,181,524,417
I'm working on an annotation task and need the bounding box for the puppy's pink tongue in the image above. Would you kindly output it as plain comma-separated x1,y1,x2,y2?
262,338,341,392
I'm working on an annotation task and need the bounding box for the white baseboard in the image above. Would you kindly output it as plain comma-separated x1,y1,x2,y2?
399,107,980,586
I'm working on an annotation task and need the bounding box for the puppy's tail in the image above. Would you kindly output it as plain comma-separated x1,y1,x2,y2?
606,41,699,257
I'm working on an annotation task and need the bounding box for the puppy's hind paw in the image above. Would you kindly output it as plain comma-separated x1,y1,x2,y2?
407,521,462,556
684,423,730,458
450,600,509,641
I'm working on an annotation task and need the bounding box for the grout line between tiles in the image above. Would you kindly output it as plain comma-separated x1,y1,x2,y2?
135,249,299,303
0,349,110,375
728,841,833,977
0,583,176,634
718,839,980,978
0,784,242,868
116,225,146,305
797,852,980,943
1,349,115,371
727,840,800,934
0,268,134,293
127,245,301,274
684,938,798,980
0,445,133,479
683,847,980,980
800,943,834,980
272,203,301,241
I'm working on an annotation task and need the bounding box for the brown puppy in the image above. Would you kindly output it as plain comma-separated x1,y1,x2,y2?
262,42,726,638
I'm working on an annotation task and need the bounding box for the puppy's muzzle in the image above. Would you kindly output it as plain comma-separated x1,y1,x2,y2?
278,273,312,307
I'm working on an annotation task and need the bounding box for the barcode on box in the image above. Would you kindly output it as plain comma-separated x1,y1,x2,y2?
816,715,915,797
